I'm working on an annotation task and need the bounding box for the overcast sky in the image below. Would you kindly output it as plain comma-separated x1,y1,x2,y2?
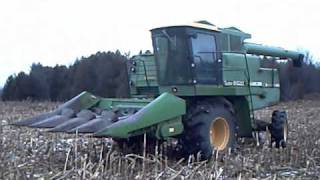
0,0,319,87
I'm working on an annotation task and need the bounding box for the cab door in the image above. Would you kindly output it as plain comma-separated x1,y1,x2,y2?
191,32,222,84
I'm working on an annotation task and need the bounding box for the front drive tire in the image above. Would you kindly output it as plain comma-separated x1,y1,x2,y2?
181,101,236,160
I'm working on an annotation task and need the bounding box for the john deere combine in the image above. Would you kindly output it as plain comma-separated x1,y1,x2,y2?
13,21,303,159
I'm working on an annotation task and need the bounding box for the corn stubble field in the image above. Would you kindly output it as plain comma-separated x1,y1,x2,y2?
1,96,320,179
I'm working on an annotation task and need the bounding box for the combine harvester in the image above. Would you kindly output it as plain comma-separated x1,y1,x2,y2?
13,21,303,159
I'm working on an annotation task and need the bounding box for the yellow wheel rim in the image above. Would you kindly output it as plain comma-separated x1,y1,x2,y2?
210,117,230,150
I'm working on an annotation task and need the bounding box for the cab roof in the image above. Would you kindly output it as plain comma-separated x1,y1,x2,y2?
151,21,252,39
151,21,219,32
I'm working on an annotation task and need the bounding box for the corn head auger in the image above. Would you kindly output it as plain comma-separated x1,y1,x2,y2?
12,21,303,159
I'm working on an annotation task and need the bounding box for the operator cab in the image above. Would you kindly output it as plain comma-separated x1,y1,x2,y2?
151,22,250,87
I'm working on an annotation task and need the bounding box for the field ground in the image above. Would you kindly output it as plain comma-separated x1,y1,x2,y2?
1,96,320,179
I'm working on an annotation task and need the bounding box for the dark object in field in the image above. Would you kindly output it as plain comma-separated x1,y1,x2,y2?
269,110,288,148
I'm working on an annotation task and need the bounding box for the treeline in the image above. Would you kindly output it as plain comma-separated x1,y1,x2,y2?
1,51,129,101
262,52,320,101
1,50,320,102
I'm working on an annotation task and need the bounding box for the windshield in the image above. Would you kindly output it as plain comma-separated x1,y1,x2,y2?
152,28,193,85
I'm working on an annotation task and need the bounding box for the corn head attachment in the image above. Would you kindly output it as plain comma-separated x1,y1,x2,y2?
12,91,186,140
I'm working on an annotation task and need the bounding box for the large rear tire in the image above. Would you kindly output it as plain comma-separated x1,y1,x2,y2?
180,100,237,160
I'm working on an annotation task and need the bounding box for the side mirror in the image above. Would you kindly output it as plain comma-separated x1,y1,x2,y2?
189,33,198,39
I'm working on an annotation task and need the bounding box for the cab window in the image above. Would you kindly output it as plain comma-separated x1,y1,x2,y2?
191,33,218,83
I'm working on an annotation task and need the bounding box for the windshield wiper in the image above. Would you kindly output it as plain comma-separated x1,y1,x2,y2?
161,30,176,49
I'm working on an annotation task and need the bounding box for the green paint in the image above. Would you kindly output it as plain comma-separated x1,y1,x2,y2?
41,21,303,141
97,97,153,110
156,117,184,139
244,43,301,61
94,92,186,138
232,97,252,137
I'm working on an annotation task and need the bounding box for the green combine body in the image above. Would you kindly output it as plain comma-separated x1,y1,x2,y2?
13,21,303,159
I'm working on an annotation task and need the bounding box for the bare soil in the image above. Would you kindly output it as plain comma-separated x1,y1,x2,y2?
1,96,320,179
